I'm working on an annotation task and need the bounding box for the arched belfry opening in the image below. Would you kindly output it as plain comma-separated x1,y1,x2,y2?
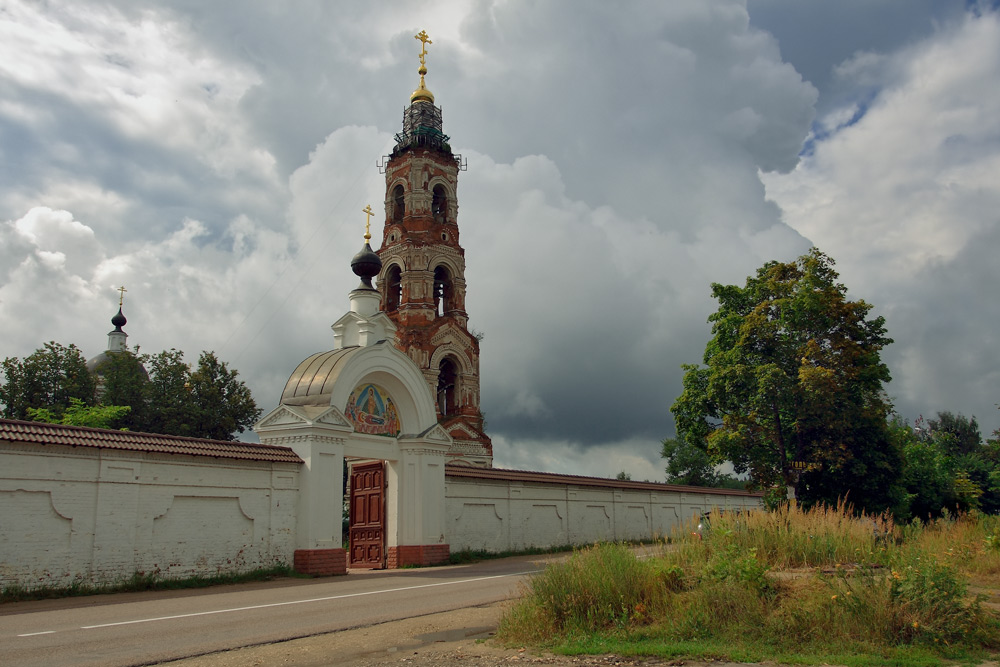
432,184,447,222
385,264,402,312
437,357,458,417
433,265,453,316
392,184,405,222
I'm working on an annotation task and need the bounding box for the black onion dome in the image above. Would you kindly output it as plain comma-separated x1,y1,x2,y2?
351,243,382,289
111,307,127,330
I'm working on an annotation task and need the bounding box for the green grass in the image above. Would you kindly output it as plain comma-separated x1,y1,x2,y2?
1,565,302,603
448,544,577,564
497,504,1000,665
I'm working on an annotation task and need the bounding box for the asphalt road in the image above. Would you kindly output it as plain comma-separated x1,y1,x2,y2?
0,555,553,667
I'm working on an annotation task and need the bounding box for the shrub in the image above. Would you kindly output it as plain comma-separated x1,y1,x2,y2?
497,543,667,638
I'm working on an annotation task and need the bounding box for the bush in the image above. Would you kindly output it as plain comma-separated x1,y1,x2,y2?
498,543,667,638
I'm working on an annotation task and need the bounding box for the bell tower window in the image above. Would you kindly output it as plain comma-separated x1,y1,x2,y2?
437,357,458,416
433,266,453,316
392,184,405,222
385,265,402,312
432,184,447,222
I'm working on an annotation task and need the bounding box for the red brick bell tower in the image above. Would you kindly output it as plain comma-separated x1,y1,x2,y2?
376,31,492,465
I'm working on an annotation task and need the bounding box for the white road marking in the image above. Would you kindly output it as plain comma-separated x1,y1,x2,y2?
17,631,56,637
79,570,538,630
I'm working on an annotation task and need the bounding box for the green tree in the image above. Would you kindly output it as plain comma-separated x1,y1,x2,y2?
0,342,96,420
187,351,261,441
94,349,150,430
927,411,981,457
671,248,903,513
662,435,745,489
895,417,953,520
143,349,196,436
28,398,131,430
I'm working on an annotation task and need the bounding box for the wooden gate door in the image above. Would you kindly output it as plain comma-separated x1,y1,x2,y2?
349,461,385,568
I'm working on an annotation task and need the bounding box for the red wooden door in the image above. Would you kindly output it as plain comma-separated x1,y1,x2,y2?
349,461,385,568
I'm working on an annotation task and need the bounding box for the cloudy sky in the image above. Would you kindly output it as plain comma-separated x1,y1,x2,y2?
2,0,998,480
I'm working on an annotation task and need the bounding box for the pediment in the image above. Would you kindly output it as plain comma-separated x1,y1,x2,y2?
430,325,473,350
255,405,310,430
419,423,453,445
370,312,397,334
314,406,351,428
446,421,481,441
256,404,353,432
331,311,359,329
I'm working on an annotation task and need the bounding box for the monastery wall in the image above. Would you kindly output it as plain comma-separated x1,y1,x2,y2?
444,467,763,553
0,441,299,589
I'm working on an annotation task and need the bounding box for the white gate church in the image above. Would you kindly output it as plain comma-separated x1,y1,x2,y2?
0,33,760,588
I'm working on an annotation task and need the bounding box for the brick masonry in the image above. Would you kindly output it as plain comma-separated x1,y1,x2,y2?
387,544,451,568
293,548,347,576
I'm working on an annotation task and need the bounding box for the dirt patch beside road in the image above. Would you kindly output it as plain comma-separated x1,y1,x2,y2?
158,600,753,667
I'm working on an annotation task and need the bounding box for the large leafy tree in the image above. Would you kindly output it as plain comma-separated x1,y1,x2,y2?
143,349,197,436
661,434,744,489
0,342,96,420
671,248,903,513
898,412,1000,518
3,343,260,441
120,349,260,440
187,351,261,441
94,349,150,430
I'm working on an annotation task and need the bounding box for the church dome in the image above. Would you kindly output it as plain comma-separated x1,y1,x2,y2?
350,242,382,288
280,347,364,407
111,307,127,330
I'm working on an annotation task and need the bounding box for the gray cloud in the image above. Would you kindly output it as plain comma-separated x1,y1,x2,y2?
1,1,997,482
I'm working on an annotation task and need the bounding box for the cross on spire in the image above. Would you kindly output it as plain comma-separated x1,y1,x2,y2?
117,285,127,307
415,30,432,67
362,204,374,242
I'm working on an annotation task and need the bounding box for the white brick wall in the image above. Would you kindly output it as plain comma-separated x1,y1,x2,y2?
0,441,299,589
444,475,761,552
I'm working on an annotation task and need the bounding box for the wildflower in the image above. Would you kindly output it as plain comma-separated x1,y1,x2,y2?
845,591,851,597
912,621,919,629
831,595,838,600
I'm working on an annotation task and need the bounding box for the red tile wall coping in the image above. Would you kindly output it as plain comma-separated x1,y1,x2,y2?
0,418,302,463
444,464,763,497
387,544,450,569
294,548,347,576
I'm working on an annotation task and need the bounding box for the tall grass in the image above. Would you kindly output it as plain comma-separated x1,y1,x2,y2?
498,503,1000,663
498,543,678,640
909,512,1000,585
688,500,895,569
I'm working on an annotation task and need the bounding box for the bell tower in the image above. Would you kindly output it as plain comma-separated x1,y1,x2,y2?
377,31,492,465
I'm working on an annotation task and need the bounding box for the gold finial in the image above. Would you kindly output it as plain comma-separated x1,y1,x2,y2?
362,204,374,242
411,30,435,103
117,285,127,307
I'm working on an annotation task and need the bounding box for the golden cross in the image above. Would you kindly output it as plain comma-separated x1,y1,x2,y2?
117,285,127,307
362,204,374,241
415,30,432,66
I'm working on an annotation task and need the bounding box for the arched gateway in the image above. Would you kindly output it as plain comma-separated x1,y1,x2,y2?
256,230,456,573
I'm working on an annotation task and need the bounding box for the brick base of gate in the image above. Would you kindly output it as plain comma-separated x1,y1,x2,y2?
294,548,347,576
387,544,450,568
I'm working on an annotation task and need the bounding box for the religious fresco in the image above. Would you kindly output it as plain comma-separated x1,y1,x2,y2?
345,383,401,437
